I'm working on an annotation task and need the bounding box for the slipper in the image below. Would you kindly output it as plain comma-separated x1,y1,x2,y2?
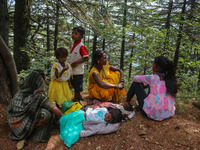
17,139,25,150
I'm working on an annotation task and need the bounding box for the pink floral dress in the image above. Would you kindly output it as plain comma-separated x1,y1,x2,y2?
133,74,175,121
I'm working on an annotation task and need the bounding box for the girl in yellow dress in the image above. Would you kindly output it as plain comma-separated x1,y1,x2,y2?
88,50,126,102
48,48,72,108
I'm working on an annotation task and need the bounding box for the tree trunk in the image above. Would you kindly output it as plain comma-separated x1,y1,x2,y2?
188,0,196,20
0,0,9,45
91,34,97,67
143,57,147,75
198,71,200,95
163,0,173,52
102,39,105,51
120,0,127,70
128,33,135,79
54,0,60,51
0,55,11,105
0,35,18,104
173,0,186,72
46,1,51,76
128,47,133,79
14,0,31,73
86,29,90,70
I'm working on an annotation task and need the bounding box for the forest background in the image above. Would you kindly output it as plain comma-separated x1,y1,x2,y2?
0,0,199,105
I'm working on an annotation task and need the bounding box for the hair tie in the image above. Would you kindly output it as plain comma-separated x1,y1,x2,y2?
156,72,166,77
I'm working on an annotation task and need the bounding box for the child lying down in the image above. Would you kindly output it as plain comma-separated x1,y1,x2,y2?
83,100,135,119
59,102,134,147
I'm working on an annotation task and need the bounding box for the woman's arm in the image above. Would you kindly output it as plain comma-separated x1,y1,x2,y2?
92,72,123,89
110,66,124,83
42,99,63,118
51,106,63,119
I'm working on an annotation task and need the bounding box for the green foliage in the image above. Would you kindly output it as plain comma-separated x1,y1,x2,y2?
7,0,200,99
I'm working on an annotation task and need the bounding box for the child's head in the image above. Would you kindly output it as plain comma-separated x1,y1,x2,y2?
105,109,128,124
73,26,85,36
55,48,68,65
120,101,133,111
72,26,85,42
153,56,172,73
153,55,177,97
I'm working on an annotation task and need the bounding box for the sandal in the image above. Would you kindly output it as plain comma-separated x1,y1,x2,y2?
17,139,28,150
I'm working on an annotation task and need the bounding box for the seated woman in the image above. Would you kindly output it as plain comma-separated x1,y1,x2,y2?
88,50,125,102
6,70,63,148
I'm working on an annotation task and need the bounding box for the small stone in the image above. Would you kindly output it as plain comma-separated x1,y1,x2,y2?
138,130,147,136
96,146,101,150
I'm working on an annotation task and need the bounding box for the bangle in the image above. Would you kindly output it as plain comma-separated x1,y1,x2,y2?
116,84,119,89
120,79,124,83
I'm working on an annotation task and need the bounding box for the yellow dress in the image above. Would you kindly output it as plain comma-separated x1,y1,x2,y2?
48,62,72,105
88,62,125,102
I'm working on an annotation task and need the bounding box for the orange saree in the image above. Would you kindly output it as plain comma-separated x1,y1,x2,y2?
88,62,125,102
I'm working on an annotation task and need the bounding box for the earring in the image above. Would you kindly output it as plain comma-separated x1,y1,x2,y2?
98,61,99,64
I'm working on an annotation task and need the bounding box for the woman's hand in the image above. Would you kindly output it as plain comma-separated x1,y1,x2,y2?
118,82,124,89
115,83,124,89
51,106,63,119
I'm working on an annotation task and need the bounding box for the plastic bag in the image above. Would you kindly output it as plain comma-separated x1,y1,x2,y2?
62,101,74,113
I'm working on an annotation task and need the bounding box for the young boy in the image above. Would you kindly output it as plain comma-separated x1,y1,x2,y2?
68,26,89,102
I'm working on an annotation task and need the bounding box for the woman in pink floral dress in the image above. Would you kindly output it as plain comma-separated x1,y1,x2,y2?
126,56,177,121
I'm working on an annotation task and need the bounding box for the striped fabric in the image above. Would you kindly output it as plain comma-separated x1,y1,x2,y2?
6,71,54,142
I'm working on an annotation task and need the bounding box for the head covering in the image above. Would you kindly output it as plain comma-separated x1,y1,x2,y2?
20,71,45,95
7,71,47,140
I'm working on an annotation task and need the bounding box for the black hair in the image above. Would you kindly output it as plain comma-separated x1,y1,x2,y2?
34,70,45,80
154,55,177,97
55,47,68,59
109,109,129,123
92,50,105,66
124,102,134,111
73,26,85,36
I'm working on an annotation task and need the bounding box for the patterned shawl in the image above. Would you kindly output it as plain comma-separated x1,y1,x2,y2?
6,71,48,140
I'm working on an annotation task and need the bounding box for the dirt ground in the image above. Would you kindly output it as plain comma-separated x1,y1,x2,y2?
1,93,200,150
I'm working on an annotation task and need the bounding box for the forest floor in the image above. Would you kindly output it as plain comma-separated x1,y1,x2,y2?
0,93,200,150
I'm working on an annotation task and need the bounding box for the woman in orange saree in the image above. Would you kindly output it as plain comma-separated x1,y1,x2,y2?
88,51,125,102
